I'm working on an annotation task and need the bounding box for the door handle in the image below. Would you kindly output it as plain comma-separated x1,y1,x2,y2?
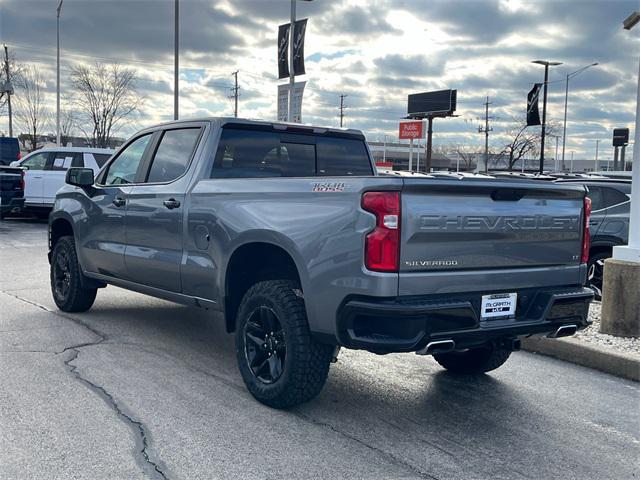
163,198,181,209
112,197,126,207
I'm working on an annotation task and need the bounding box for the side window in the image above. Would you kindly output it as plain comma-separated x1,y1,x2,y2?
21,152,50,170
587,186,605,211
146,128,201,183
50,152,81,171
104,134,152,185
317,137,373,176
211,128,315,178
602,187,629,208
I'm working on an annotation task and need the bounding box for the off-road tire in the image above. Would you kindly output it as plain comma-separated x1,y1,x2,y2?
433,344,512,374
235,280,333,409
50,235,97,312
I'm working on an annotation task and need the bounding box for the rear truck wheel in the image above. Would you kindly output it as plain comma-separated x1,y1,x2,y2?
587,251,609,301
235,280,333,409
433,343,512,374
50,235,97,312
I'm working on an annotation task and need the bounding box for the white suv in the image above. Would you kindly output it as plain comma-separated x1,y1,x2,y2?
12,147,114,208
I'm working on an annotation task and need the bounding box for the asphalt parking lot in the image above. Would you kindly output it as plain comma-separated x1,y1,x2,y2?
1,217,639,480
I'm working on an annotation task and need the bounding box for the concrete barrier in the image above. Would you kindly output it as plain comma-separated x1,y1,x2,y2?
521,336,640,382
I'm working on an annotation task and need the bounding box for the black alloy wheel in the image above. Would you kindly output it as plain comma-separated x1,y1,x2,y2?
53,249,72,301
244,306,286,384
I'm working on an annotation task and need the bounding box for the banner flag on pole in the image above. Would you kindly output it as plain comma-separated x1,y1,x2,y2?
277,81,306,123
292,19,307,76
277,23,290,79
526,83,542,126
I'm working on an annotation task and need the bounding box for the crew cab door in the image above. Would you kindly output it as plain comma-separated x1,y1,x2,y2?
43,152,82,205
124,125,203,292
20,151,50,205
81,133,153,279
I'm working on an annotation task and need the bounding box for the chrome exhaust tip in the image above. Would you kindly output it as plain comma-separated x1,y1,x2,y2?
416,339,456,356
548,324,578,338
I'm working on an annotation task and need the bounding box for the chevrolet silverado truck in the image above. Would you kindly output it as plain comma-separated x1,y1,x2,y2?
48,118,594,408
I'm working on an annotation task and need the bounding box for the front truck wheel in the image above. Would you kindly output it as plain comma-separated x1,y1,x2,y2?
433,344,512,374
50,235,97,312
235,280,333,409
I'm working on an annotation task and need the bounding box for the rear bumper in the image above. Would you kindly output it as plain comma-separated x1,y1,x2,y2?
336,286,594,353
0,197,24,214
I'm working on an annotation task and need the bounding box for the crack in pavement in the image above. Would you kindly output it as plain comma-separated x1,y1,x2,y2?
63,349,169,480
294,412,441,480
2,289,170,480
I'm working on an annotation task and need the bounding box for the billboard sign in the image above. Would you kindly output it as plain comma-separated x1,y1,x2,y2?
613,128,629,147
399,121,424,139
408,89,457,117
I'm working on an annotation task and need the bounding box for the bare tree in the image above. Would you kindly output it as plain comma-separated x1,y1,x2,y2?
14,66,49,151
0,49,21,115
499,120,538,171
499,119,560,171
70,63,143,148
452,144,479,171
60,107,76,146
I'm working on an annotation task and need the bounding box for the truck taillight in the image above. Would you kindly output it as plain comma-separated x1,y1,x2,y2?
581,196,591,263
362,191,400,272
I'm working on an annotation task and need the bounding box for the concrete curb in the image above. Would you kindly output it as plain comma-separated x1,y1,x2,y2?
521,336,640,382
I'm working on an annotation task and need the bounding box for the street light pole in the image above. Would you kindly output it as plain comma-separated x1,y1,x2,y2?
561,62,598,170
532,60,562,174
287,0,295,122
174,0,179,120
56,0,63,146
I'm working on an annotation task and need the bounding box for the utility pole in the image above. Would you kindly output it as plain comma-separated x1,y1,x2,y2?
595,139,600,171
339,94,347,127
56,0,63,146
478,96,493,173
3,45,12,137
231,70,239,118
173,0,179,120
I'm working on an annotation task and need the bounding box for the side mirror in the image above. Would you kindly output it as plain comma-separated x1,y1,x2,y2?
66,167,94,188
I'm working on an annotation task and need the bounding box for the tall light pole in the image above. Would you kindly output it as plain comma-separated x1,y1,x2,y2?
174,0,179,120
561,62,598,170
532,60,562,174
287,0,296,122
286,0,312,122
56,0,63,146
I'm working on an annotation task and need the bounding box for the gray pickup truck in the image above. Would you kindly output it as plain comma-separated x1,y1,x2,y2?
49,118,593,408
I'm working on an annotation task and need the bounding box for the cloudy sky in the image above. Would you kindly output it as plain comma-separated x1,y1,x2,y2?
0,0,637,160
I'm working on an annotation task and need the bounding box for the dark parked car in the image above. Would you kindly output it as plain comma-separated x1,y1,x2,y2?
556,178,631,299
0,137,21,165
0,165,25,219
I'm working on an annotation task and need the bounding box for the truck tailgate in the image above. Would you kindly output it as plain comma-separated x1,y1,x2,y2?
400,178,586,274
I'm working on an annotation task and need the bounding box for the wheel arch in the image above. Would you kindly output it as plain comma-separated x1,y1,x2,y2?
223,241,306,333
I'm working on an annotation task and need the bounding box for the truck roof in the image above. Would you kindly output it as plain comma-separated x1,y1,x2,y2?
144,117,366,139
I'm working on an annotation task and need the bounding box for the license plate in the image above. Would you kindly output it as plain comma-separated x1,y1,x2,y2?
481,293,517,319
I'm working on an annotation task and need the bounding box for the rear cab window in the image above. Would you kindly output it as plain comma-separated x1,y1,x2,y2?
145,128,201,183
211,126,373,178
